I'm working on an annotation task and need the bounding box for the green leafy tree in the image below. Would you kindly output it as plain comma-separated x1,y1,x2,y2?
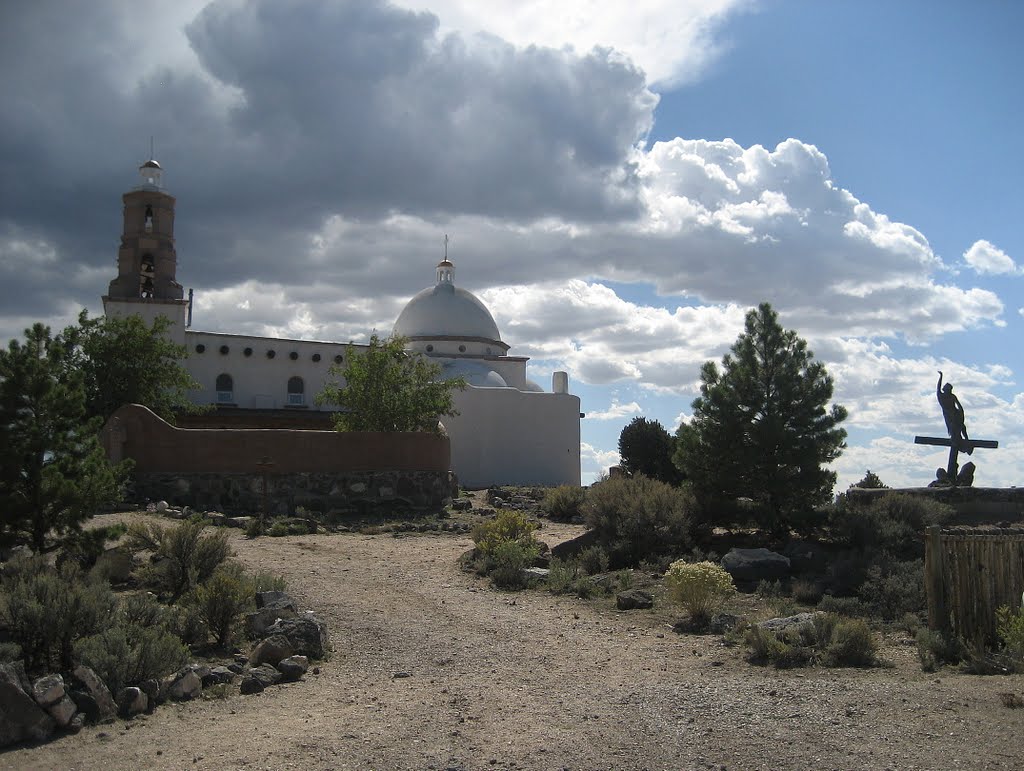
0,324,126,552
618,416,683,485
674,303,847,532
315,335,465,433
850,469,888,489
61,310,201,422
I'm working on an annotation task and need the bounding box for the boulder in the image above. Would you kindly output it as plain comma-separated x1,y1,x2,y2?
239,676,265,695
266,615,331,660
139,678,161,708
255,591,297,611
550,529,601,560
616,589,654,610
246,605,298,639
0,676,55,746
0,662,32,696
249,634,295,667
94,547,135,583
32,674,66,708
165,668,202,701
46,695,77,727
116,687,148,718
205,666,236,687
70,665,116,723
757,612,822,633
276,655,309,682
721,548,791,583
521,567,549,581
240,664,282,694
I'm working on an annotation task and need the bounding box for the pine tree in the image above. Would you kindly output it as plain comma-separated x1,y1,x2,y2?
315,335,465,433
618,416,683,485
0,324,126,552
674,303,847,532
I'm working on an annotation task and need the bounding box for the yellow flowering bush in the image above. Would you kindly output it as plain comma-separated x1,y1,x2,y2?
665,560,735,622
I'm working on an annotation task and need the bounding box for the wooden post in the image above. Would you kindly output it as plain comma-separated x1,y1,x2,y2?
925,525,948,634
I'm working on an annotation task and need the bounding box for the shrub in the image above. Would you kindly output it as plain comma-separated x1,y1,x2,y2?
817,595,867,617
583,476,696,567
471,510,539,556
0,555,116,671
756,579,783,599
126,519,231,601
487,540,540,591
830,493,952,558
996,603,1024,661
792,579,823,605
916,627,966,672
665,560,735,624
578,545,610,576
120,591,169,628
268,520,290,537
543,485,586,521
74,623,189,693
245,517,265,538
746,613,877,668
188,562,256,649
858,560,925,620
546,558,597,598
251,571,288,593
56,523,128,571
165,603,207,647
824,618,878,666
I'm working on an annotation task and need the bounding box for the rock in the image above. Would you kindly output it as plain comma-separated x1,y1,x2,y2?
67,712,85,733
67,690,99,724
522,567,549,580
32,674,66,708
249,634,295,667
115,687,148,718
139,679,161,707
721,548,791,583
550,529,601,560
757,612,822,633
0,664,56,746
205,666,236,686
227,663,245,675
240,664,282,694
276,656,309,682
47,695,77,727
450,497,472,511
239,677,265,695
616,589,654,610
71,665,117,723
190,664,213,684
94,547,135,583
155,500,169,512
266,615,331,660
255,591,297,610
246,605,298,639
165,669,202,701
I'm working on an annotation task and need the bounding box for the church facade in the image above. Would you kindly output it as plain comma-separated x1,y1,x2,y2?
102,160,582,488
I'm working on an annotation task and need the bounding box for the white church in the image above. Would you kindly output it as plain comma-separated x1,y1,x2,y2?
102,159,582,488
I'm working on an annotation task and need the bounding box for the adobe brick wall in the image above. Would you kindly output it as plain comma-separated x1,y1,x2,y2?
101,404,450,474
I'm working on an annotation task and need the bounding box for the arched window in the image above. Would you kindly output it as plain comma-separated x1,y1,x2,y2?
139,255,155,298
216,373,234,403
287,376,305,406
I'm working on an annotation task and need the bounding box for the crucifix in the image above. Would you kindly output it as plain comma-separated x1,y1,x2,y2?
914,371,998,486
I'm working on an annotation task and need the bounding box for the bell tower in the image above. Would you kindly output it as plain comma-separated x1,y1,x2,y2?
103,158,189,343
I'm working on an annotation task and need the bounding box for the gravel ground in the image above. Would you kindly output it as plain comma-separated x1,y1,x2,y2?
3,514,1023,771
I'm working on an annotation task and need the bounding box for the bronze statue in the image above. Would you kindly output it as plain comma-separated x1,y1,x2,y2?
936,371,971,454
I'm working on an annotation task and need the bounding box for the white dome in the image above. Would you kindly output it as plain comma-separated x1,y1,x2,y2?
440,359,508,388
394,272,501,343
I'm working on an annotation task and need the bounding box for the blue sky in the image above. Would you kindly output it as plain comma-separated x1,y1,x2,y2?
1,0,1021,490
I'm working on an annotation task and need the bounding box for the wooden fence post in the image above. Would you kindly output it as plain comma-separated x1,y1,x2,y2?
925,525,949,634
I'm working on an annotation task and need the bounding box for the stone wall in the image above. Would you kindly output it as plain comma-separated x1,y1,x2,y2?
131,469,454,515
101,404,454,514
847,486,1024,525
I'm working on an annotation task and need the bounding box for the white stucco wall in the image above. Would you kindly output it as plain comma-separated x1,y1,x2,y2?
441,386,582,488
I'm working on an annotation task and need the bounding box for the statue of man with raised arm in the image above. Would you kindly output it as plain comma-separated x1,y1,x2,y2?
936,370,972,454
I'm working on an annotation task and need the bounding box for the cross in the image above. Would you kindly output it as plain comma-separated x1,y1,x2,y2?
913,435,998,485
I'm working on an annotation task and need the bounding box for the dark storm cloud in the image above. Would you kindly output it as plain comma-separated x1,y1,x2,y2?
0,0,657,337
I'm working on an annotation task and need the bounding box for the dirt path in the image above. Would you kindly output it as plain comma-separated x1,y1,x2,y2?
4,520,1023,770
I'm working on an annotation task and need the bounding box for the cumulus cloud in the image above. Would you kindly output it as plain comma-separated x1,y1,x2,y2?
581,441,621,476
586,399,643,421
963,239,1019,275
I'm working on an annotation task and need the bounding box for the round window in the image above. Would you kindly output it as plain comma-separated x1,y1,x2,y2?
334,354,343,364
458,345,466,353
243,347,253,357
266,350,276,359
195,344,206,354
426,344,434,353
312,353,321,362
289,351,299,360
219,345,229,355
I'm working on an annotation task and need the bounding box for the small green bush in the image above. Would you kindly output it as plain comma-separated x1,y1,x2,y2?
268,521,290,537
756,579,783,599
665,560,735,624
792,579,823,605
578,545,609,576
543,485,586,521
74,623,189,693
471,510,539,556
996,603,1024,660
487,540,540,591
165,603,207,647
858,560,925,620
546,558,597,598
120,591,169,629
251,571,288,593
817,595,867,617
126,519,232,601
245,517,265,538
0,555,116,671
583,476,696,567
830,493,952,558
916,627,966,672
188,562,256,648
746,613,877,668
